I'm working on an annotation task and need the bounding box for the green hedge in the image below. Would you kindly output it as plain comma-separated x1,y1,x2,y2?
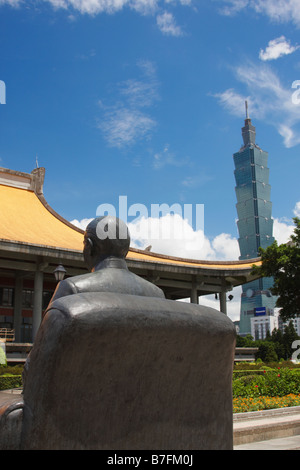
0,375,22,391
233,368,300,398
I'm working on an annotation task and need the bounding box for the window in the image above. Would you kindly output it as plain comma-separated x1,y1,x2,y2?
22,289,34,308
0,287,14,307
22,289,54,309
42,291,53,309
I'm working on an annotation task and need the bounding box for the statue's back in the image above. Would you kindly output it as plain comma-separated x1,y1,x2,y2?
21,292,236,450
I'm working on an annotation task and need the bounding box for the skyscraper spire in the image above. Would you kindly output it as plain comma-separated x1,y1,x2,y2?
242,101,256,147
245,100,249,119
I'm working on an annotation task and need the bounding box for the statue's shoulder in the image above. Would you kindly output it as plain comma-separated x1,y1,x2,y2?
126,270,165,298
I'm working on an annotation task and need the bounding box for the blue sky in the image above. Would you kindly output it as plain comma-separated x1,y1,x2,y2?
1,0,300,265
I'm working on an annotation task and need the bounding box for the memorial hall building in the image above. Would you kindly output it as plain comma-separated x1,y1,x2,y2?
0,165,260,343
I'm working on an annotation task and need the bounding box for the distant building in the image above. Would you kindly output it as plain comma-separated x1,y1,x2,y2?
278,315,300,337
251,310,278,340
250,308,300,341
233,103,276,335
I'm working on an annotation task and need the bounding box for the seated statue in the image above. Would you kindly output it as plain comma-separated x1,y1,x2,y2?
0,216,236,450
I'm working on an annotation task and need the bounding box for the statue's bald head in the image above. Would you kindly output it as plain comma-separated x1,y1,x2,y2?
83,216,130,271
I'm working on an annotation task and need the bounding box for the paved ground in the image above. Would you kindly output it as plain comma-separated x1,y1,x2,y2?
0,388,23,407
233,406,300,450
234,435,300,450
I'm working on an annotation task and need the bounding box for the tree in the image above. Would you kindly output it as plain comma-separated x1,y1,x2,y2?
282,321,300,359
255,342,278,363
236,334,255,347
252,217,300,322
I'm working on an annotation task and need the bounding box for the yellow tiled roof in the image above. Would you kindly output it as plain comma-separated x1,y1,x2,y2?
0,183,260,270
0,185,84,251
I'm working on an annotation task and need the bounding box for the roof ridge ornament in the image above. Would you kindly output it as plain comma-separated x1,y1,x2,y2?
31,167,45,195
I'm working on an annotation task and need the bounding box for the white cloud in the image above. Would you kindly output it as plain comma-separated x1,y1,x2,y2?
0,0,22,5
98,60,159,148
128,214,215,259
71,212,239,261
213,88,250,117
212,232,240,260
127,213,240,261
259,36,299,61
218,0,249,16
153,144,190,169
43,0,193,16
272,202,300,245
214,61,300,148
219,0,300,27
253,0,300,28
42,0,158,15
71,202,300,257
165,0,192,5
293,201,300,217
119,61,159,108
99,107,156,148
273,217,295,245
156,11,183,36
0,0,193,36
70,217,93,230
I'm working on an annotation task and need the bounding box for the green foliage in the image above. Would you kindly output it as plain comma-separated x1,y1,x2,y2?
232,367,300,398
256,342,278,362
236,334,255,347
0,364,23,390
0,375,22,391
252,217,300,322
0,365,24,376
0,343,6,367
236,320,300,362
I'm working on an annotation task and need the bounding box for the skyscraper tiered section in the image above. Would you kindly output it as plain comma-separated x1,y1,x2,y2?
234,103,276,335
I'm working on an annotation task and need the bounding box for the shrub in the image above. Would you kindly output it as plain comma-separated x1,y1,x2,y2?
233,374,267,398
232,367,300,398
0,365,24,376
0,375,22,390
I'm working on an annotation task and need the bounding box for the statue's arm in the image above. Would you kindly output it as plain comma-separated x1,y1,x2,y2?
0,399,24,450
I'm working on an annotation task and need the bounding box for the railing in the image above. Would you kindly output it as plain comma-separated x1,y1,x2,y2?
0,328,15,342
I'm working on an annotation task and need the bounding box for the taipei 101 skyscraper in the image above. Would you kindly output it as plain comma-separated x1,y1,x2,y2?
233,102,276,335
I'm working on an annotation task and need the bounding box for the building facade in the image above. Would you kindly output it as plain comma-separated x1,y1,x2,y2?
251,313,278,341
234,104,276,335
